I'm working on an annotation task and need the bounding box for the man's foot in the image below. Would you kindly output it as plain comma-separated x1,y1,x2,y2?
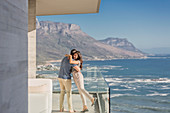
60,108,66,112
60,109,66,112
69,109,76,113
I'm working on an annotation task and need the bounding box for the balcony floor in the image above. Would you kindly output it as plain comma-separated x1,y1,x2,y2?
52,93,98,113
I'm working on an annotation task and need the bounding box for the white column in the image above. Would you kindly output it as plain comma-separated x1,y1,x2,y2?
28,0,36,78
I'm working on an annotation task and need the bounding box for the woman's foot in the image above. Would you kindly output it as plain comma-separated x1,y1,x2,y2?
81,105,89,112
81,109,89,112
91,97,97,106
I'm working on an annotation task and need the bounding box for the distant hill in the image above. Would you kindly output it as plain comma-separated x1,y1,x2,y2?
36,19,145,64
99,37,143,53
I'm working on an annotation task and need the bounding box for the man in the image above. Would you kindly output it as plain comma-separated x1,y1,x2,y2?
58,49,80,112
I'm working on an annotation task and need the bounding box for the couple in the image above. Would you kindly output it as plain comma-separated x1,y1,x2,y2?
58,49,96,112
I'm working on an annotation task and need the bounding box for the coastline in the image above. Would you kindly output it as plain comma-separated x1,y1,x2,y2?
38,55,170,66
39,56,148,66
43,55,170,65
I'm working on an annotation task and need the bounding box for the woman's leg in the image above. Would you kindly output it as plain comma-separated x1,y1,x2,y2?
78,72,93,101
77,73,96,106
74,72,93,101
73,73,87,106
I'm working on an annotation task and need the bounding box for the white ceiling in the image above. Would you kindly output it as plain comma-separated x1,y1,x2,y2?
36,0,101,16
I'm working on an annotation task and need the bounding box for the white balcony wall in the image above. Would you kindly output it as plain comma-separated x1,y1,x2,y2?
28,79,52,113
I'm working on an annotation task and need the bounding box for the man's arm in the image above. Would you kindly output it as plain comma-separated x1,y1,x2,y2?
73,66,80,72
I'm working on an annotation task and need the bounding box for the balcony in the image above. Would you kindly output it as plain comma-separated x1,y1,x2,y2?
29,66,110,113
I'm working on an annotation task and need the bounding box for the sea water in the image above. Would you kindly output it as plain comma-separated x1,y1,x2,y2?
83,58,170,113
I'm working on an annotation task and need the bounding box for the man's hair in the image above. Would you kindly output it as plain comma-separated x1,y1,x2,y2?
70,49,77,56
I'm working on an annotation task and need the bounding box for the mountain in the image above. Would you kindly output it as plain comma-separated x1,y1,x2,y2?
99,37,143,53
36,19,145,64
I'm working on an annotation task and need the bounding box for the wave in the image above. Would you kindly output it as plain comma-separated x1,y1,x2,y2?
111,88,136,91
112,108,136,113
99,70,108,73
83,64,90,66
98,65,123,70
146,93,169,96
110,94,138,98
108,83,117,86
105,77,170,83
135,106,170,112
161,85,170,89
149,99,170,104
83,77,98,81
111,100,170,113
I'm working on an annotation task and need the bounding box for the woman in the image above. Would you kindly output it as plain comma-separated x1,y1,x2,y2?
65,51,96,112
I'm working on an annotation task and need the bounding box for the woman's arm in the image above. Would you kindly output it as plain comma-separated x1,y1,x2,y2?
65,54,79,64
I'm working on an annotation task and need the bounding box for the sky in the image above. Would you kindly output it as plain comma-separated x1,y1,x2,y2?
37,0,170,51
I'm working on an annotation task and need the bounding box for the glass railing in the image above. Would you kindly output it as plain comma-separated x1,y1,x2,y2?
82,66,110,113
36,65,110,113
82,66,109,93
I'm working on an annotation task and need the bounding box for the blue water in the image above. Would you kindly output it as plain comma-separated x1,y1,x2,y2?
83,58,170,113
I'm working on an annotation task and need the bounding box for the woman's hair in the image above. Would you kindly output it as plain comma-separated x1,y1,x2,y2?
75,51,83,70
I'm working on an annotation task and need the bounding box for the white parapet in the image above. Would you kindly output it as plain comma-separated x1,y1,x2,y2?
28,79,52,113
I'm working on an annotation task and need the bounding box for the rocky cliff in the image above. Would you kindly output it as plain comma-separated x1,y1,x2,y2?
36,19,145,64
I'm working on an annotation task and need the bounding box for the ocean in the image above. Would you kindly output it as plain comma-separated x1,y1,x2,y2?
37,57,170,113
83,58,170,113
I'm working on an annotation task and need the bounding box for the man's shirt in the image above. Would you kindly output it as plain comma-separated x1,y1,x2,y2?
58,57,77,79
